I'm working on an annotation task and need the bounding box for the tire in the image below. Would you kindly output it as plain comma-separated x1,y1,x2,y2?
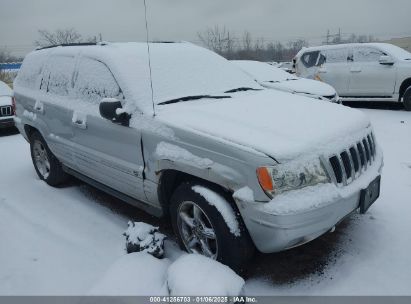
30,131,68,186
403,86,411,111
170,181,254,271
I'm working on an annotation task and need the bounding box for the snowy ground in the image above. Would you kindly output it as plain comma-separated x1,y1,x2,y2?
0,106,410,295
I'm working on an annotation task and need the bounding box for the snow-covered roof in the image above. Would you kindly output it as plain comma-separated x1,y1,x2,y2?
231,60,298,82
296,43,411,60
18,42,260,115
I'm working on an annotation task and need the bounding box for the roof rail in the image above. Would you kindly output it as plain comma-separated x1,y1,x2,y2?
35,42,100,51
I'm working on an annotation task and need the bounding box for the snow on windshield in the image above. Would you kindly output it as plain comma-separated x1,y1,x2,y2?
147,44,261,104
231,60,297,83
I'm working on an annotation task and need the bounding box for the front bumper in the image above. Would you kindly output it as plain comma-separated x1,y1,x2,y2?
235,150,383,253
0,117,15,129
238,190,360,253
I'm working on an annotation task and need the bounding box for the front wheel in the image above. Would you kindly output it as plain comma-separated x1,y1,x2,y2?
170,182,254,271
403,86,411,111
30,131,68,186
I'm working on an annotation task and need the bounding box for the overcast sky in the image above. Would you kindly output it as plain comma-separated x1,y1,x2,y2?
1,0,411,56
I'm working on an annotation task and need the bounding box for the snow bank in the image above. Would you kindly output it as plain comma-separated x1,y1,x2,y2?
167,254,244,296
124,221,166,258
89,252,170,296
155,142,213,169
192,186,240,236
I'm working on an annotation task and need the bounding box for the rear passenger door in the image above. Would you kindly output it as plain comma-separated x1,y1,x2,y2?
317,47,351,96
348,46,396,97
70,56,146,201
37,55,77,168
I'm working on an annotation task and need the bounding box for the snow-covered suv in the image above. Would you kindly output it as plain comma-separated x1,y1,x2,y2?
294,43,411,110
13,42,383,269
0,81,15,129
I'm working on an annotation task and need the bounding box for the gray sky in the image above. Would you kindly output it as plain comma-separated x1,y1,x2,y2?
1,0,411,56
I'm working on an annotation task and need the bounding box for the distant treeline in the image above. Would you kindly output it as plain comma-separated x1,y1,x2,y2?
197,26,378,62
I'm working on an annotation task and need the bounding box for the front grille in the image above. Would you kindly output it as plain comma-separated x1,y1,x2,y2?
0,106,12,117
327,132,376,186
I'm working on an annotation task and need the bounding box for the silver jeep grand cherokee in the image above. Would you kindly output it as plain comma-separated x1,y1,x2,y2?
13,42,383,269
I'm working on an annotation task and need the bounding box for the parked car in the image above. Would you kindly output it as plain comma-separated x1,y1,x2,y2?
14,42,383,269
231,60,340,103
0,80,15,129
277,61,294,73
294,43,411,110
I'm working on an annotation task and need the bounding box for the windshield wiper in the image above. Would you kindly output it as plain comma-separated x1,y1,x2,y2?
224,87,260,93
158,95,231,105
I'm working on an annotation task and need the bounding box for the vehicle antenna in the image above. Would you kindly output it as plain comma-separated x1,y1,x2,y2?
143,0,156,117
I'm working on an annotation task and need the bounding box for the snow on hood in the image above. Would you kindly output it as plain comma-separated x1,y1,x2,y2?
157,90,370,162
0,96,12,107
230,60,336,97
265,78,336,97
231,60,298,82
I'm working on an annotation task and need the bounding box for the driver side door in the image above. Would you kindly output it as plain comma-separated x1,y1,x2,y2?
70,56,146,201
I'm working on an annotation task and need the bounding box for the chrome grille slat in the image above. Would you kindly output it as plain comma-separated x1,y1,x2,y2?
346,149,356,181
327,132,376,187
337,155,348,185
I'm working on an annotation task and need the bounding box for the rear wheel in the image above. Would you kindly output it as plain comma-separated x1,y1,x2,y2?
403,86,411,111
30,131,68,186
170,182,254,271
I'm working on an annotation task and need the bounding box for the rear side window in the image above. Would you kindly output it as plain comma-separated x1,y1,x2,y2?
322,48,349,63
354,47,385,62
73,57,122,104
15,53,46,89
301,51,320,68
45,56,75,96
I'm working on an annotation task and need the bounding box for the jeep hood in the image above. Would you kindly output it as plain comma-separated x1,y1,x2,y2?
156,90,370,162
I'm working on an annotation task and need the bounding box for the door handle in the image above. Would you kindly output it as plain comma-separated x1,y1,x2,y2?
72,119,87,129
350,67,362,73
72,113,87,129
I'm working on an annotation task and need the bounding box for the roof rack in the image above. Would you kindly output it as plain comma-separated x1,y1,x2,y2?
35,42,100,51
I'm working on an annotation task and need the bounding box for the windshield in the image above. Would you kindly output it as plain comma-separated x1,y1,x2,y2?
146,43,262,105
231,60,298,83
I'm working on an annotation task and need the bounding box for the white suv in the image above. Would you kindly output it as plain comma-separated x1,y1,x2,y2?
294,43,411,110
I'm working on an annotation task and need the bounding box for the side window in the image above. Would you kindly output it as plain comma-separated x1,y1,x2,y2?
323,48,349,63
15,53,46,89
45,56,75,96
301,51,320,68
354,47,385,63
73,57,122,104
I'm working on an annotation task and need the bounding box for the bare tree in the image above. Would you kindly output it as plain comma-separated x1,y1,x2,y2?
197,26,236,56
34,28,96,47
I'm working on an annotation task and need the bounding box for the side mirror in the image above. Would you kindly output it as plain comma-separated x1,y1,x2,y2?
99,98,130,126
379,55,394,65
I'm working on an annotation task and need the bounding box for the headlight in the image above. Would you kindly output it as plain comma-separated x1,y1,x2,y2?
257,159,330,197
